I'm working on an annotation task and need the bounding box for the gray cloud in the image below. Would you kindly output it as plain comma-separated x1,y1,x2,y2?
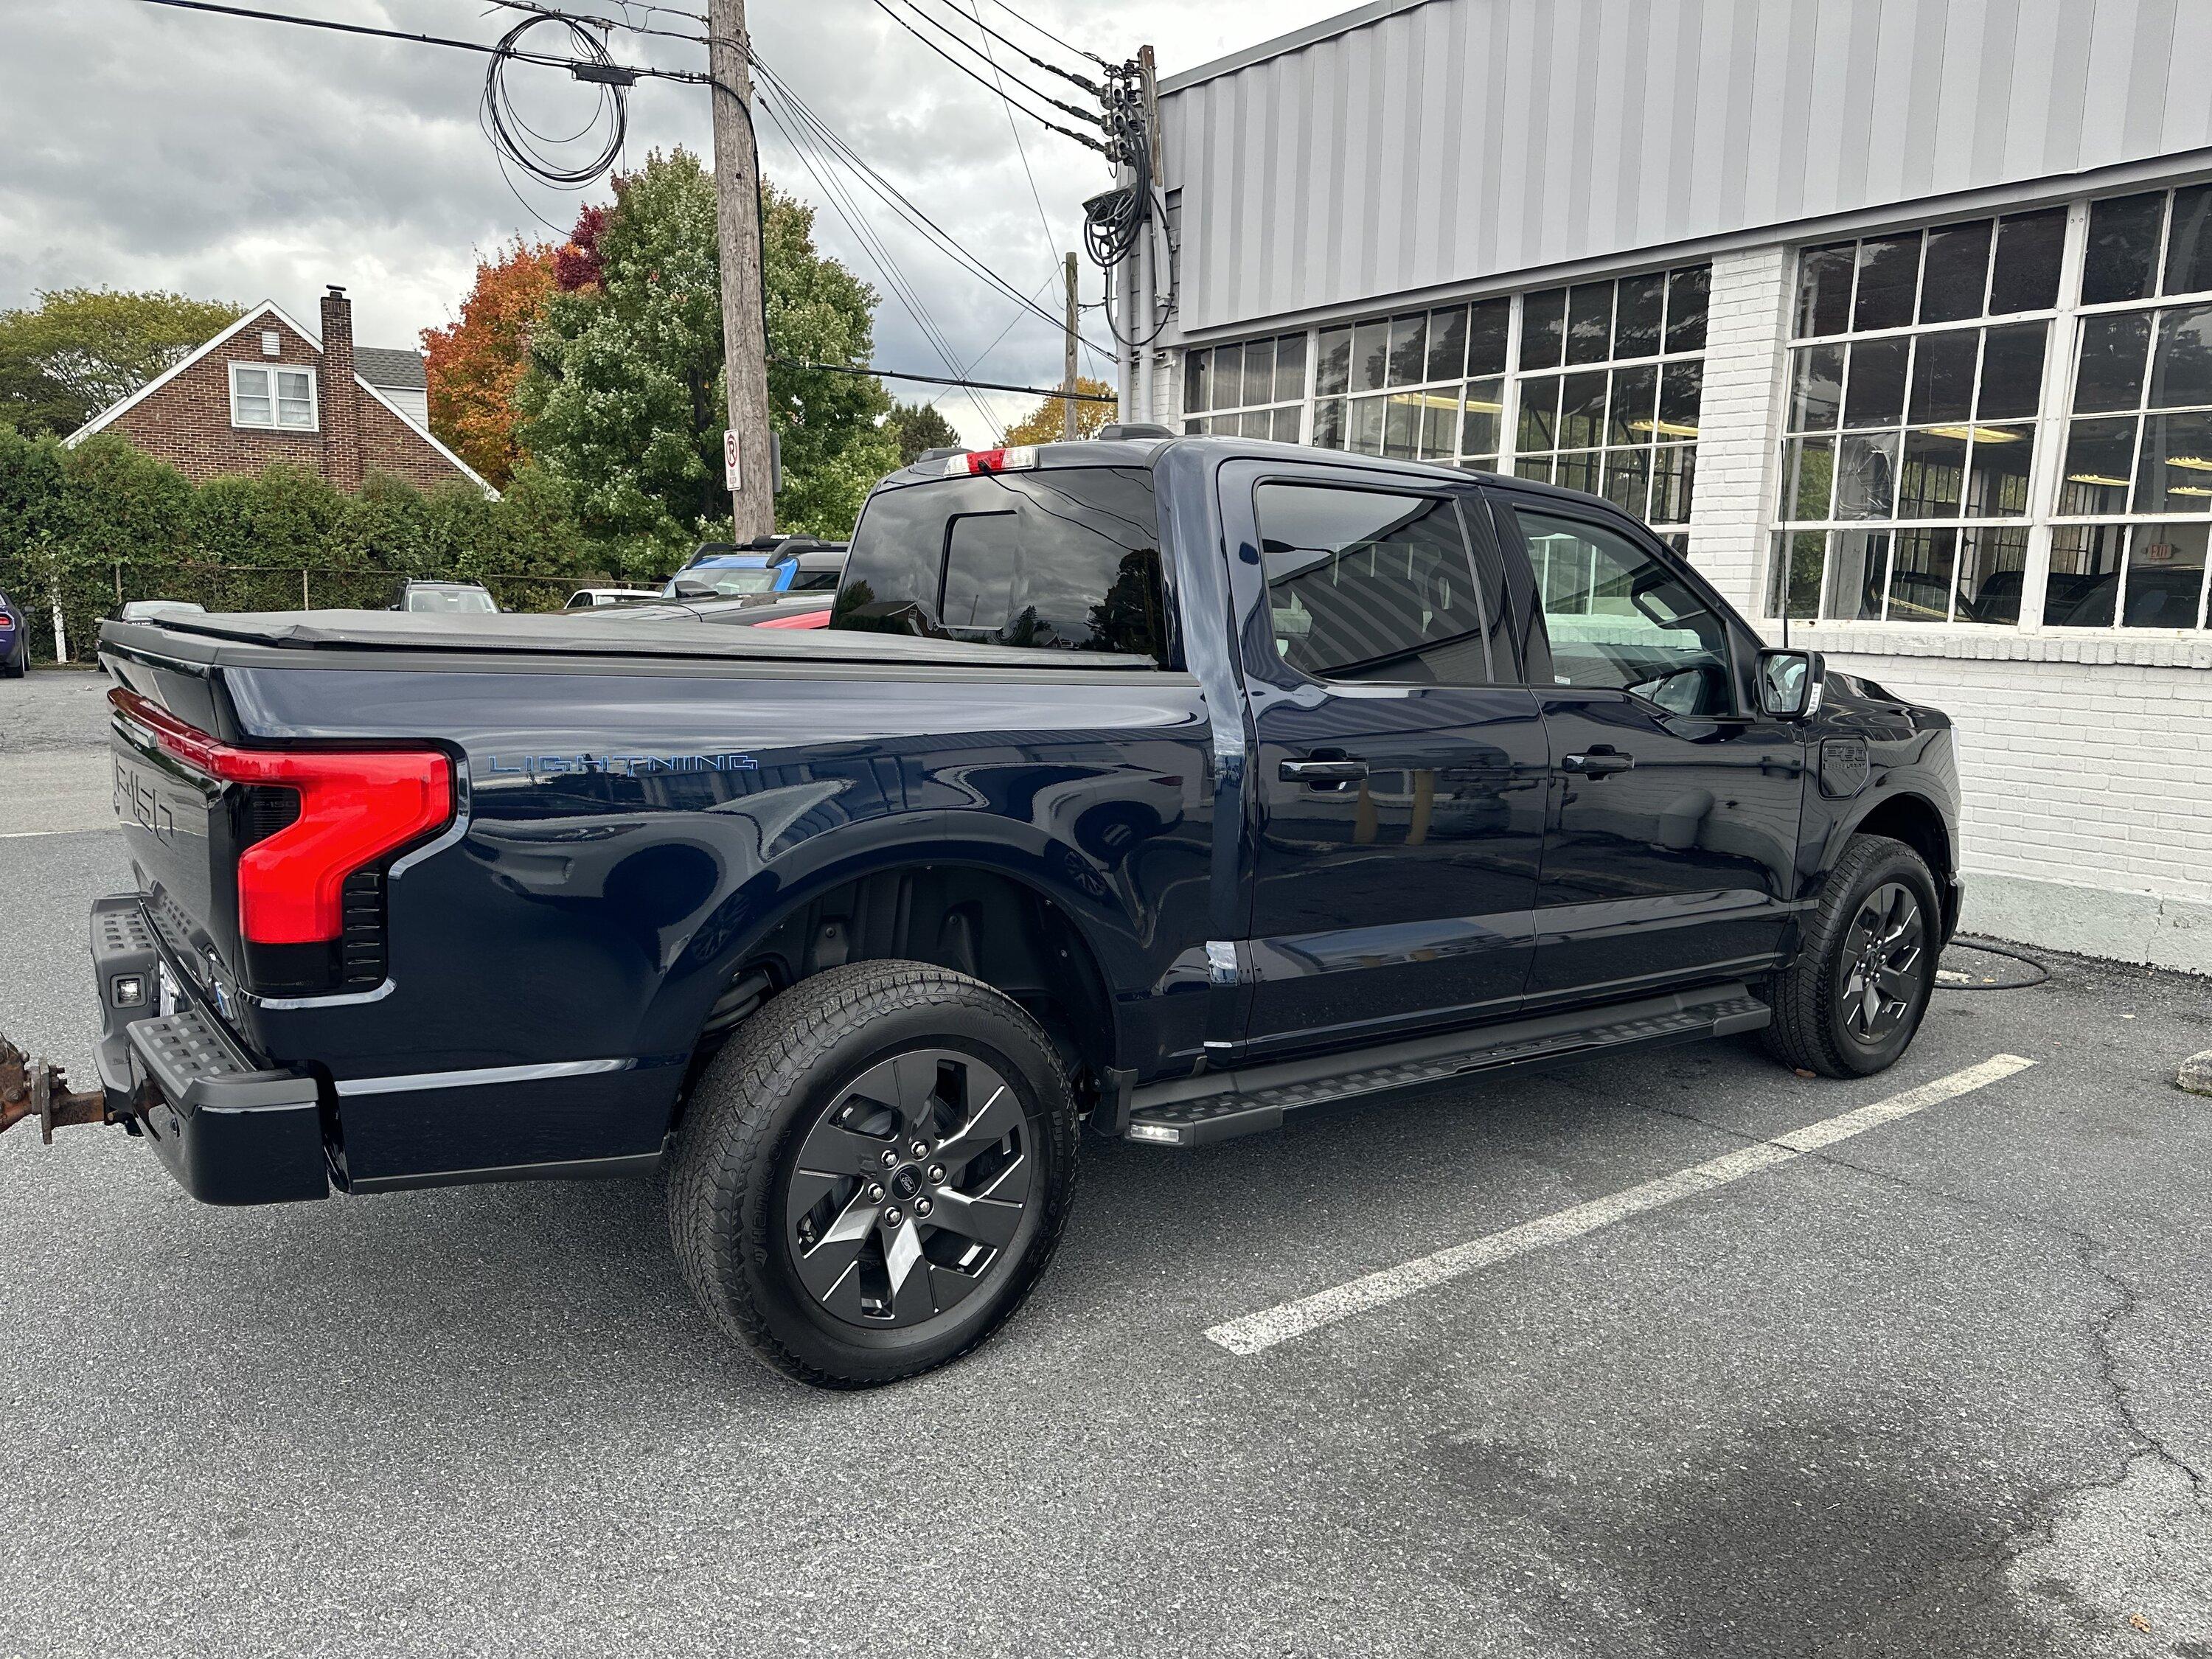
1,0,1343,443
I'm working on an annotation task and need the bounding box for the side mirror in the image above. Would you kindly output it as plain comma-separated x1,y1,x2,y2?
669,576,720,599
1756,648,1824,720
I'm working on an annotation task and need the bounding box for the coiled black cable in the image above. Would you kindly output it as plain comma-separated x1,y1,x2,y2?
481,14,630,189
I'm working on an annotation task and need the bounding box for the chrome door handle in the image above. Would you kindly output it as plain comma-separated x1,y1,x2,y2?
1562,750,1635,777
1280,758,1369,785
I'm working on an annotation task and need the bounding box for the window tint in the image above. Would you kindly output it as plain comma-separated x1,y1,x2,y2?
1514,508,1733,716
1253,484,1495,684
835,466,1166,660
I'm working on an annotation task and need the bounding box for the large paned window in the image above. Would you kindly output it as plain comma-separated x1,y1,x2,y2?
1180,265,1711,543
1770,188,2212,634
1308,299,1511,470
1512,268,1708,529
2047,187,2212,630
1770,209,2063,625
1183,332,1307,441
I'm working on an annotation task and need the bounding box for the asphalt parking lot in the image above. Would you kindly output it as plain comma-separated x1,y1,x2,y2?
4,668,2208,1658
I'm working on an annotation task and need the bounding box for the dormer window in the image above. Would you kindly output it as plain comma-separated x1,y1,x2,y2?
230,362,316,431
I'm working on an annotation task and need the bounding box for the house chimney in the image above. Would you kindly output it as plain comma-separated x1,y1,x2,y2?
319,285,363,492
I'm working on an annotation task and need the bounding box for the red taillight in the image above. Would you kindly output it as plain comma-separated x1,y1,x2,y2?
111,687,452,945
940,445,1037,476
757,608,830,629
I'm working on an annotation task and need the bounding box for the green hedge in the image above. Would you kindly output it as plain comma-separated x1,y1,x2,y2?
0,429,613,662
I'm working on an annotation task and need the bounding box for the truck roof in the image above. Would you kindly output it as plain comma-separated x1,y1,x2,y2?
876,434,1557,500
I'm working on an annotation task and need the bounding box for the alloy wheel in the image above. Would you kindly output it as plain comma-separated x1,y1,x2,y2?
1840,881,1924,1044
783,1048,1032,1329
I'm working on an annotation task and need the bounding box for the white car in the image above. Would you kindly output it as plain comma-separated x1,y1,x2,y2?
566,588,663,609
117,600,207,623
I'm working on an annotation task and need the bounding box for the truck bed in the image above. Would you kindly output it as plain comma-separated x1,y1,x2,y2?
109,608,1163,672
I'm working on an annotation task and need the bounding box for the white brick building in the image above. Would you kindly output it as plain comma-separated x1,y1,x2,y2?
1136,0,2212,973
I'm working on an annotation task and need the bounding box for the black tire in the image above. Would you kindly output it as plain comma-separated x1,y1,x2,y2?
1763,834,1941,1079
667,960,1079,1388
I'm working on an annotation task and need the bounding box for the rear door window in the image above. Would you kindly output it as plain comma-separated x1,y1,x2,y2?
835,466,1166,660
1253,482,1499,684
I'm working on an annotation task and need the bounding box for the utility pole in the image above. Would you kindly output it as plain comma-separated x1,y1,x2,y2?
1062,251,1080,441
708,0,775,542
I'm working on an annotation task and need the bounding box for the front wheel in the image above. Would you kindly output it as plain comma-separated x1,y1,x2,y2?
668,961,1079,1388
1763,834,1941,1078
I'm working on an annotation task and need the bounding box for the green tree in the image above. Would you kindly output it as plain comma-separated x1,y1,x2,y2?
518,151,897,567
0,288,246,436
883,400,960,466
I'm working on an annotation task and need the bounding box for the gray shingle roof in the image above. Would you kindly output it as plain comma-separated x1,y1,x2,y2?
355,346,426,392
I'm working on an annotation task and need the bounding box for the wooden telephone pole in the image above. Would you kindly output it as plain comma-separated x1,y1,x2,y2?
1062,252,1080,441
708,0,775,541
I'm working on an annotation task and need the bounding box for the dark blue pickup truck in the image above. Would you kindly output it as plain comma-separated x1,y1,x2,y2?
18,436,1961,1386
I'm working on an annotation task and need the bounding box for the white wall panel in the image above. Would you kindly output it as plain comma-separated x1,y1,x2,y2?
1159,0,2212,336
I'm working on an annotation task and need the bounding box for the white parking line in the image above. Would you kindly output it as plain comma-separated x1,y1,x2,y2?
1205,1053,2037,1357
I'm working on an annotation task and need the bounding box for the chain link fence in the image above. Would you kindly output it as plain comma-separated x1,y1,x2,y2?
3,557,628,663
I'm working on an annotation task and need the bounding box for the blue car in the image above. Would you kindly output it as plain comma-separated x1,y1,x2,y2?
0,589,28,678
664,537,846,599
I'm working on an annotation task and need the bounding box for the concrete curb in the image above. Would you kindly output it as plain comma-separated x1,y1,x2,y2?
2179,1051,2212,1098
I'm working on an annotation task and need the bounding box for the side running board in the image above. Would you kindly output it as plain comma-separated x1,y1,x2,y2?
1124,985,1771,1147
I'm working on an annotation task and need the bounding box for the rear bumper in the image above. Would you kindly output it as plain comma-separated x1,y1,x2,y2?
90,894,329,1206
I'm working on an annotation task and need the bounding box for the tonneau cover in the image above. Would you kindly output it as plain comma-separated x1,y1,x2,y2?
102,607,1161,671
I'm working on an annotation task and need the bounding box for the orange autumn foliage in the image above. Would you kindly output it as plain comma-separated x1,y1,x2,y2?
422,239,556,490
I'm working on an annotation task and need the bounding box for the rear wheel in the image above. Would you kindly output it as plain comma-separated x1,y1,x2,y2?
1763,834,1940,1078
668,961,1078,1388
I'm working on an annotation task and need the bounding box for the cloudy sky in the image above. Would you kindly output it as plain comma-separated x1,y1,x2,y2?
0,0,1347,443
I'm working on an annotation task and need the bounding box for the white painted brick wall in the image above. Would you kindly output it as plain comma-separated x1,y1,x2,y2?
1683,246,1792,616
1806,650,2212,908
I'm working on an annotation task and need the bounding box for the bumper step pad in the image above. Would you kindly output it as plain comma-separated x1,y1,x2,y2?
1127,990,1772,1147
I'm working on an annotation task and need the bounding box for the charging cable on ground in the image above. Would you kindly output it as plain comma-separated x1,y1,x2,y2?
1935,935,2051,991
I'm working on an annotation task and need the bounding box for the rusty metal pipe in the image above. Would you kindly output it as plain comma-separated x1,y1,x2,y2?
0,1036,117,1143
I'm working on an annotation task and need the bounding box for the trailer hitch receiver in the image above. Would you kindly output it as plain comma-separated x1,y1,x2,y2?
0,1035,122,1142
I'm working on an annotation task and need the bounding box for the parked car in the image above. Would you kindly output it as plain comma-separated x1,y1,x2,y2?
33,437,1962,1390
586,592,835,630
779,545,847,593
392,580,498,615
0,589,27,677
664,536,847,599
565,588,663,610
117,600,208,624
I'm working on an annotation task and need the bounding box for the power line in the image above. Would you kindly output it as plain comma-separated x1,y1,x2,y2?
915,0,1099,94
754,88,1002,439
129,0,698,77
750,57,1110,356
476,0,707,49
977,0,1109,68
866,0,1107,152
954,0,1104,385
776,359,1112,401
962,0,1065,273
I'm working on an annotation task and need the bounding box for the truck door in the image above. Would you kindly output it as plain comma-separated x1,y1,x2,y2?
1485,492,1806,1003
1220,460,1549,1060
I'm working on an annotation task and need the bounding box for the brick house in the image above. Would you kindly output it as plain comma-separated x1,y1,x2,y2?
66,286,491,495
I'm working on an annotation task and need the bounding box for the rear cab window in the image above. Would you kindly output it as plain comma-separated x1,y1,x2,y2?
834,465,1167,662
